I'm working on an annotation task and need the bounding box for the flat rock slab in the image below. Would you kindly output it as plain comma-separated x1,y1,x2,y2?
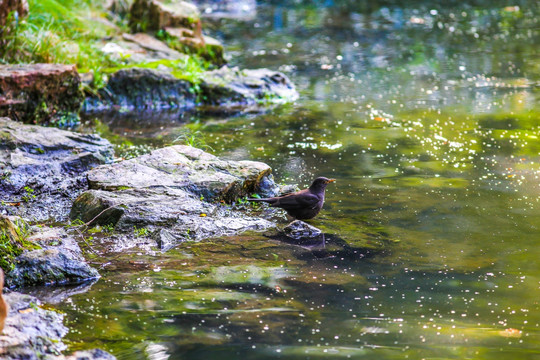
0,117,114,221
0,64,82,125
71,145,280,246
122,32,187,59
0,292,115,359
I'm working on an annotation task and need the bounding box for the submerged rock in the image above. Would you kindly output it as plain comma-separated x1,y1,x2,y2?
0,117,114,221
283,220,322,240
0,64,82,125
71,145,279,247
6,227,99,288
0,292,115,360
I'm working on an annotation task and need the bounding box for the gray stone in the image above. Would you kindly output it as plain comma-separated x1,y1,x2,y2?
83,65,298,114
200,66,299,108
0,292,67,359
6,227,100,288
0,292,115,360
0,117,114,221
283,220,323,240
71,145,279,248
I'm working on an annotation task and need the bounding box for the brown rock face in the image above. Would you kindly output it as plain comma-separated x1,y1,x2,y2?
0,64,82,125
0,0,28,28
165,25,225,64
129,0,200,32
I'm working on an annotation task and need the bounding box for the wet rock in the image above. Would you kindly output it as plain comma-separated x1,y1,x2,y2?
200,66,299,109
0,64,82,125
6,227,100,288
0,0,28,28
0,292,67,359
83,68,196,112
0,292,115,360
129,0,200,32
283,220,322,240
71,145,279,246
84,65,298,113
0,117,114,221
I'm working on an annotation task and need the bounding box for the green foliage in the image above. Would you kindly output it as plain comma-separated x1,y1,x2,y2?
22,186,36,202
173,128,213,152
133,226,149,238
0,218,39,273
0,0,122,86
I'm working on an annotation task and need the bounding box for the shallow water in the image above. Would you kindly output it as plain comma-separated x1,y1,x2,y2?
57,1,539,359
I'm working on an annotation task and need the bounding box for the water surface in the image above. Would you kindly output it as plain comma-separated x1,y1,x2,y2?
58,1,540,359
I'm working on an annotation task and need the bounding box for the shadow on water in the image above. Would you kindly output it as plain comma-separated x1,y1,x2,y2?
52,0,540,359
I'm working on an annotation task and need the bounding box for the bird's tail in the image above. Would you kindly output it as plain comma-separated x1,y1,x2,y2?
247,198,272,203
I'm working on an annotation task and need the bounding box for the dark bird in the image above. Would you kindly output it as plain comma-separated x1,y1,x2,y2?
248,177,335,220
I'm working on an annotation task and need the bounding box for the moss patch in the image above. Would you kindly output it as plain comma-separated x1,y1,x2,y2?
0,217,40,273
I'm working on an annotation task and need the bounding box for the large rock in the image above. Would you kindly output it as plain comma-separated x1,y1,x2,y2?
70,145,280,247
0,117,114,221
200,66,299,109
129,0,200,32
0,64,82,125
83,66,298,113
83,67,196,112
0,292,115,360
6,227,100,288
0,0,28,28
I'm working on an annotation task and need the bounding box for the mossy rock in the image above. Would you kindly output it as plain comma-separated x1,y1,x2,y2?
0,216,38,273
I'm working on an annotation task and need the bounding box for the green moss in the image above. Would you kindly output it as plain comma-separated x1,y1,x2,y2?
0,217,40,273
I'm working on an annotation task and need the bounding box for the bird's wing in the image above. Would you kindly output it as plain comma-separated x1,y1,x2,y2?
275,193,320,209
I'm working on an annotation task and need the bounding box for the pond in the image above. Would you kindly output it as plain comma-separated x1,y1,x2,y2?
53,1,540,359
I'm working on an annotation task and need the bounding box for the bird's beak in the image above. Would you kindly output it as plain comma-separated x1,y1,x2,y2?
327,179,336,183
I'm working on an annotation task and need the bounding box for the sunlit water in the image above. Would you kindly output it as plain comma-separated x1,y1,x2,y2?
52,1,539,359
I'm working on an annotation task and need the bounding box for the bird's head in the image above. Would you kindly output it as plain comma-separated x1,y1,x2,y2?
309,177,336,191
